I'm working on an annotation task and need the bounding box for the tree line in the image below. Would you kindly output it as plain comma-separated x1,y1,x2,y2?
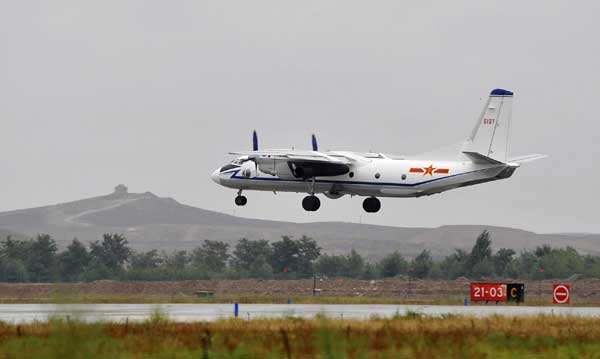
0,231,598,283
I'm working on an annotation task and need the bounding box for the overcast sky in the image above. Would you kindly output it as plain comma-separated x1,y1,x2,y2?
1,1,598,233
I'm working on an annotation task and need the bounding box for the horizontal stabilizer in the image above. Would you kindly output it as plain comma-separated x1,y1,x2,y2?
508,154,548,164
462,151,505,165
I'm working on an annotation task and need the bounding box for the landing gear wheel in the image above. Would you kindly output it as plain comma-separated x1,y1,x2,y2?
302,195,321,211
235,195,247,206
362,197,381,213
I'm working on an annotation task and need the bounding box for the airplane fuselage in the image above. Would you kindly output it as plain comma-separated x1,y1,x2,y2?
212,155,516,198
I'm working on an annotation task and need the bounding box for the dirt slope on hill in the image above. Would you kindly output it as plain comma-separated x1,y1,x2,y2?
1,279,599,303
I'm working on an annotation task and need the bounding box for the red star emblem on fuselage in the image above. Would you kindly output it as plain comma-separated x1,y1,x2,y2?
423,164,436,176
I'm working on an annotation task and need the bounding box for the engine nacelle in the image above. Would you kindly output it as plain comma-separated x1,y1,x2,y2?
288,161,349,179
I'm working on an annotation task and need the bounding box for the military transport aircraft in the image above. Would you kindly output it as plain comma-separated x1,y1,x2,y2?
211,89,546,213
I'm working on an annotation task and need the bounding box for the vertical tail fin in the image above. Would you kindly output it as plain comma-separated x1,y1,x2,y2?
463,89,514,162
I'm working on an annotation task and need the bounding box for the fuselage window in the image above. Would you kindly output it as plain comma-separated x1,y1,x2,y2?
349,172,354,178
375,173,381,179
243,168,252,178
401,174,407,180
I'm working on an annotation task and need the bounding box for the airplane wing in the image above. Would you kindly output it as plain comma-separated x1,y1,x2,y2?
229,150,352,164
229,149,352,178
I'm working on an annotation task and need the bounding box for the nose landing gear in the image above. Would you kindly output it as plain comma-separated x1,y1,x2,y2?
302,195,321,211
235,195,247,206
234,189,247,206
363,197,381,213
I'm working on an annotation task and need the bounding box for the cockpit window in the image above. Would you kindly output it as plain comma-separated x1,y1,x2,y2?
232,158,249,165
220,164,240,172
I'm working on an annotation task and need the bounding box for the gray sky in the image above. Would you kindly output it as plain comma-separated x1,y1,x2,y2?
1,1,599,233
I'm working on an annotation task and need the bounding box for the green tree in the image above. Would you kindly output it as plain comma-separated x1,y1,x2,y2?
438,249,469,279
582,256,600,278
26,234,58,282
534,244,552,258
314,254,347,277
271,236,320,278
81,257,113,281
247,255,274,279
0,236,31,262
361,262,377,280
130,250,162,270
345,250,364,278
58,239,90,282
0,258,28,282
191,240,229,273
271,236,321,278
90,233,131,269
231,238,272,275
156,250,191,280
537,246,584,279
271,236,299,275
471,258,494,279
378,251,407,278
492,248,516,277
410,249,433,279
467,230,492,273
296,236,321,277
0,236,31,282
314,250,365,278
164,250,189,271
511,250,539,279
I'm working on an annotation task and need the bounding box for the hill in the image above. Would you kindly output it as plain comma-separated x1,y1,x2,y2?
0,185,598,259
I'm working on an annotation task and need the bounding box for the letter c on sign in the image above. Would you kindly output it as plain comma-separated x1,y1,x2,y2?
511,287,517,298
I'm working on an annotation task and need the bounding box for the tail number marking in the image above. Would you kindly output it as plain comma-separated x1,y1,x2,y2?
483,118,495,125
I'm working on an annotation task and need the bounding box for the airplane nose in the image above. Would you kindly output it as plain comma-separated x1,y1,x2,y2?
211,169,221,184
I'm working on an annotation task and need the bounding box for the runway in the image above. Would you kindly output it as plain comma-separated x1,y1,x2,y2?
1,303,600,323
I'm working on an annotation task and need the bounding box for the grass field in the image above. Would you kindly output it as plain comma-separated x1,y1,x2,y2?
0,313,599,358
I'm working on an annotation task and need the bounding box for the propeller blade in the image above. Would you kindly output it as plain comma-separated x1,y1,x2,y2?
311,134,318,151
252,130,259,151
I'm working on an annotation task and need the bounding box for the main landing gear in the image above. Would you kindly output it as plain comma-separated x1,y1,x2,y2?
363,197,381,213
302,177,321,212
302,195,321,211
234,189,247,206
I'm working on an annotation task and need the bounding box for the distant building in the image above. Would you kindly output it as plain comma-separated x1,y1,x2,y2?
114,184,128,195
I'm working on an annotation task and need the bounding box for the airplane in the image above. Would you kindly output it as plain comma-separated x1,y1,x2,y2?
211,89,546,213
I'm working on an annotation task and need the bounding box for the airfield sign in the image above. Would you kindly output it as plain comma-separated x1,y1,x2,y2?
553,284,571,304
470,283,525,303
471,283,507,302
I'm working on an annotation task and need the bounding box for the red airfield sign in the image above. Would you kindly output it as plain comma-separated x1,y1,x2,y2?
470,283,507,302
553,284,571,304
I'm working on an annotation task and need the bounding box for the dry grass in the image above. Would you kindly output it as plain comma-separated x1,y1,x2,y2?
0,314,599,358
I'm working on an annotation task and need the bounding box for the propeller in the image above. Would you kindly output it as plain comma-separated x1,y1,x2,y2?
251,130,259,171
252,130,259,151
311,134,318,151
